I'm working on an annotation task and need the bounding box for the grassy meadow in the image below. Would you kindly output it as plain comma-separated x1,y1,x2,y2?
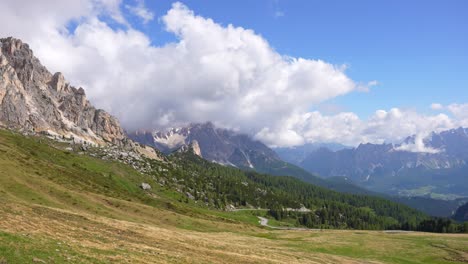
0,129,467,263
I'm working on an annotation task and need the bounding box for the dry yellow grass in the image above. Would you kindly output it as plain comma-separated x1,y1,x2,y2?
0,201,384,264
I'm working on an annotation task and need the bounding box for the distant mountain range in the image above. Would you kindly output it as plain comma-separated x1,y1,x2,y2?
129,123,468,200
288,128,468,199
129,123,468,217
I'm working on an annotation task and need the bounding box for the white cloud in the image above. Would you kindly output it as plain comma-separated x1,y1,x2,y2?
431,103,444,110
125,0,154,24
356,80,378,92
447,103,468,127
395,134,440,153
256,127,304,148
258,108,459,147
0,1,363,141
447,103,468,118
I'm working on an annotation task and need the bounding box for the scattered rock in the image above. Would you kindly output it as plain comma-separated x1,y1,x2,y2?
186,192,195,200
225,204,236,211
32,257,46,263
140,183,151,190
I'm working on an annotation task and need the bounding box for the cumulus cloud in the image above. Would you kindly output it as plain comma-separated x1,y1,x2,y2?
447,103,468,118
0,1,466,148
0,1,363,140
125,0,154,24
258,108,459,147
446,103,468,127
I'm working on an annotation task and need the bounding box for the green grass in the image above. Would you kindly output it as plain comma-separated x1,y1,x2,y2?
0,231,115,264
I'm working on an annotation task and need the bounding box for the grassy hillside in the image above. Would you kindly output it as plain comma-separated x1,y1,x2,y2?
245,153,380,196
169,149,430,230
1,129,468,263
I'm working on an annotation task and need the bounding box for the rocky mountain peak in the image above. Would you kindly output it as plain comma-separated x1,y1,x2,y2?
0,37,125,145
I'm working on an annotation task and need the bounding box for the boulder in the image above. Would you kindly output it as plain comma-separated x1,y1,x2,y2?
140,183,151,190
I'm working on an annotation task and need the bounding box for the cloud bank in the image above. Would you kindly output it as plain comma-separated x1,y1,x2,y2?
0,1,466,148
260,108,459,148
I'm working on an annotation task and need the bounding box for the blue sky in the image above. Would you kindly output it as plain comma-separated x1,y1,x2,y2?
127,0,468,118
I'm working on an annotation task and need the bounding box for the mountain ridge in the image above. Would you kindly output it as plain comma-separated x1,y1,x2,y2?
0,37,125,146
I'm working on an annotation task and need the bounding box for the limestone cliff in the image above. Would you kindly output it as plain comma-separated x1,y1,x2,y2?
0,37,125,145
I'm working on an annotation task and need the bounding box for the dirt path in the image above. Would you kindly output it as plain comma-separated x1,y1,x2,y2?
258,217,321,231
231,208,268,212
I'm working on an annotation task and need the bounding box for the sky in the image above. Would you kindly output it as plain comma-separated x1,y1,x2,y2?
0,0,467,150
137,0,468,117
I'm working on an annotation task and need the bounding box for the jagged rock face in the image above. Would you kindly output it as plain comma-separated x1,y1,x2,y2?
129,122,280,169
0,37,125,145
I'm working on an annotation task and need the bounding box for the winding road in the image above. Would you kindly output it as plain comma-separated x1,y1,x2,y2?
257,217,320,231
258,217,414,233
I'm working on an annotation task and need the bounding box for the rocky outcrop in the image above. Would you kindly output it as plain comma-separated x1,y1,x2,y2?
140,183,152,190
176,140,203,157
190,140,202,157
0,37,125,145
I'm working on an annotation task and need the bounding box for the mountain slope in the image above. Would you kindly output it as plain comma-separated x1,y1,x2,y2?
1,130,467,263
275,142,350,165
130,122,278,167
453,202,468,222
394,197,468,218
0,37,125,145
0,128,428,230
